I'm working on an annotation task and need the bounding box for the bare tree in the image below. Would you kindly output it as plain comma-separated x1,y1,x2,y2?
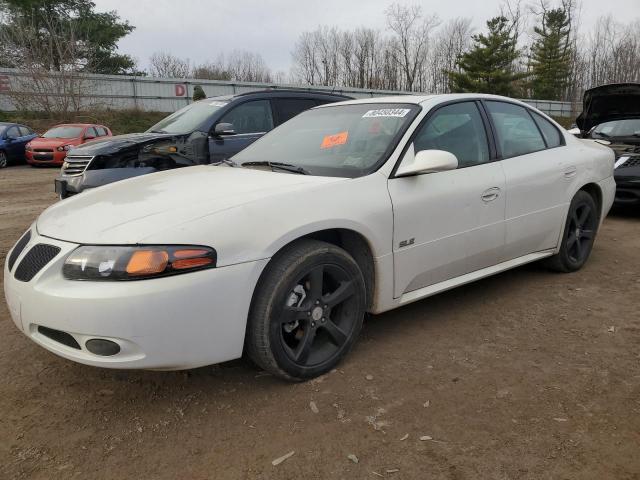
385,3,440,91
148,52,191,78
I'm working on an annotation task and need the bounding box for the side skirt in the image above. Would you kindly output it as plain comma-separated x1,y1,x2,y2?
391,250,555,310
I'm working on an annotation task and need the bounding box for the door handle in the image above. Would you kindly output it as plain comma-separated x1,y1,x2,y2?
564,166,577,178
481,187,500,202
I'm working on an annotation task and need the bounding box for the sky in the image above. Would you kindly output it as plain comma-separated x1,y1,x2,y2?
93,0,640,74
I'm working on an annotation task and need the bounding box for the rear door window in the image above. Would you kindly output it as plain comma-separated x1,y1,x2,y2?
485,101,546,158
274,98,317,125
18,126,32,136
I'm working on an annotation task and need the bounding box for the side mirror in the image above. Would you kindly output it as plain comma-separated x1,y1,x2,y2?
214,123,235,136
396,147,458,177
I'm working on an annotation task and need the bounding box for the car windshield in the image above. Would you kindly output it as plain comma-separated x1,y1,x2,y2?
232,103,420,177
592,119,640,138
43,126,84,138
147,99,229,134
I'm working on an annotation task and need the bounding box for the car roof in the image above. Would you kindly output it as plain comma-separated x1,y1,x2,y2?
206,89,352,103
49,123,96,128
316,93,536,108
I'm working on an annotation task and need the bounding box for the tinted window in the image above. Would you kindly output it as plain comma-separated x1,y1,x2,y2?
85,127,98,138
486,101,546,158
219,100,274,134
275,98,317,124
18,126,32,136
413,102,489,167
531,112,562,147
6,126,20,138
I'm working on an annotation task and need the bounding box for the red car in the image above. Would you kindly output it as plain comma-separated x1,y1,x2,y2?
26,123,112,166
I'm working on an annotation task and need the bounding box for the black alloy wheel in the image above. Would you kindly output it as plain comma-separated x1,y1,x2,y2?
246,239,366,381
546,190,599,272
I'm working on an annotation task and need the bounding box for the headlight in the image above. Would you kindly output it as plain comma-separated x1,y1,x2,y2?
63,245,217,281
25,144,32,151
56,145,72,152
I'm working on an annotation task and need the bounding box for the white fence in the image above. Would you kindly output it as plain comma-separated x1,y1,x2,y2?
0,68,578,118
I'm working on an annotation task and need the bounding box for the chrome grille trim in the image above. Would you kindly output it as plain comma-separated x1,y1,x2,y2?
62,155,94,176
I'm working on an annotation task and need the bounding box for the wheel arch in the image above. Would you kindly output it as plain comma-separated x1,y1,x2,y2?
258,227,377,311
578,182,603,222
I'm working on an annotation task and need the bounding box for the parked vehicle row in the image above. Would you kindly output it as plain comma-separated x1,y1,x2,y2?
54,90,350,198
4,93,616,381
0,122,111,168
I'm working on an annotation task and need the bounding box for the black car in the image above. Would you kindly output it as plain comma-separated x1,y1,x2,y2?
576,83,640,207
55,90,351,198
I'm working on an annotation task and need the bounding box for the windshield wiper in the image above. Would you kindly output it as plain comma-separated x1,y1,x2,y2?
241,161,310,175
212,158,238,167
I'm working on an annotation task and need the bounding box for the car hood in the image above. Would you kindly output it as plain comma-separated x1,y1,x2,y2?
71,132,179,156
576,83,640,133
37,166,344,244
30,137,81,148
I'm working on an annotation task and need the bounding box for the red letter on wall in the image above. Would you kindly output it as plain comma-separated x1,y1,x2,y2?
175,84,186,97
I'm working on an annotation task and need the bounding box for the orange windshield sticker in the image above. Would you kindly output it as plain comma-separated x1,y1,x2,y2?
321,131,348,149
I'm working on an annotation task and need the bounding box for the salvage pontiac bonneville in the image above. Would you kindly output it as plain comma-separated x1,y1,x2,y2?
4,94,615,381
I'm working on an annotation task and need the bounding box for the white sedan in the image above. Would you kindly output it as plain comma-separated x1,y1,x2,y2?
4,94,615,381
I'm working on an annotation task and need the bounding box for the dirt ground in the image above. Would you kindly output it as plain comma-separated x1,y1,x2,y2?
0,165,639,480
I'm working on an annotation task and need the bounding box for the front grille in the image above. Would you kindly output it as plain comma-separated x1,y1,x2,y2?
32,153,54,161
618,157,640,169
7,229,31,271
62,155,94,176
37,326,81,349
14,244,61,282
34,148,53,153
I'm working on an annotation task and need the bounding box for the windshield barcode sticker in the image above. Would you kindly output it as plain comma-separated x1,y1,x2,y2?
362,108,411,118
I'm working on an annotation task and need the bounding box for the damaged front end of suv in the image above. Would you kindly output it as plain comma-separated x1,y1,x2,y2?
576,83,640,207
55,131,209,198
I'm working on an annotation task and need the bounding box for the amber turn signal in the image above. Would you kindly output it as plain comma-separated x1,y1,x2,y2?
126,250,169,276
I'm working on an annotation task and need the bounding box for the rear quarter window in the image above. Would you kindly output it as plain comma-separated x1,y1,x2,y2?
531,112,563,148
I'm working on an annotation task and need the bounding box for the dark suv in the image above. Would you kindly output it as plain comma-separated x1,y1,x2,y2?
55,90,350,198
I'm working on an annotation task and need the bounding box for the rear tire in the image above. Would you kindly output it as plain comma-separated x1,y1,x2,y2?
546,190,599,272
246,239,366,381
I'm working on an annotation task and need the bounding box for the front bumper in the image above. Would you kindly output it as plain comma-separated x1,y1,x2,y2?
613,177,640,206
26,150,66,166
4,230,268,370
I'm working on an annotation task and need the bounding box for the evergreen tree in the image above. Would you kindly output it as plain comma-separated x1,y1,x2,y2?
529,8,572,100
0,0,135,74
448,16,526,96
192,85,206,101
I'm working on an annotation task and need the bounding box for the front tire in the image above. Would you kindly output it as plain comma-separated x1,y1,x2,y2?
546,190,599,272
0,151,7,169
246,239,366,381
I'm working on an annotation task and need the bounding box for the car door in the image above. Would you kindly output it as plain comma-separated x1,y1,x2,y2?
483,101,568,260
388,101,506,298
4,126,22,159
209,100,275,163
